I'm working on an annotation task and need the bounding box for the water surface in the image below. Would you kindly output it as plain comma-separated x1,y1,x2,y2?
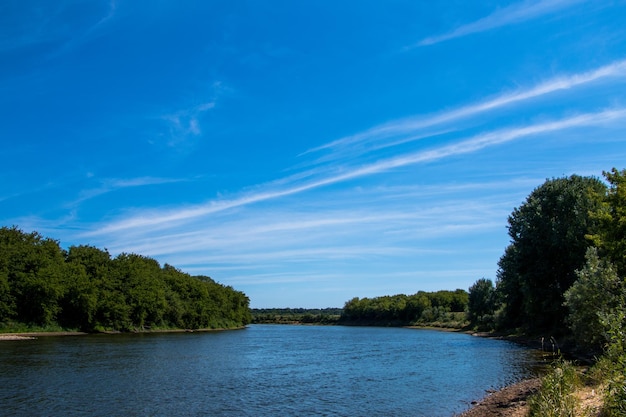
0,325,540,416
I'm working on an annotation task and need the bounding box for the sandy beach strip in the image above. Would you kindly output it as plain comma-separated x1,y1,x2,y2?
0,334,37,340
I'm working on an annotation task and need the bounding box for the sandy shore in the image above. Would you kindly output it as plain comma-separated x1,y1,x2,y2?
0,327,246,340
0,334,37,340
457,377,541,417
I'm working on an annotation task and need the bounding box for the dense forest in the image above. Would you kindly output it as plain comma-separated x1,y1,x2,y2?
0,227,251,332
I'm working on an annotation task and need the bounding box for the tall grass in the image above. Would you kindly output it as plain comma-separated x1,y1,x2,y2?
529,358,580,417
598,311,626,417
596,355,626,417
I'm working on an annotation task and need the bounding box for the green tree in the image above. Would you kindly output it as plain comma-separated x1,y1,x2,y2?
588,168,626,276
66,245,112,282
468,278,495,327
496,175,607,333
0,227,67,325
0,227,251,332
112,253,167,329
564,248,624,350
405,293,431,320
58,263,98,331
63,245,112,330
0,269,12,320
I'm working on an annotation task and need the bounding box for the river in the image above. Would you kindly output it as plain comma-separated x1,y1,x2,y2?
0,325,540,416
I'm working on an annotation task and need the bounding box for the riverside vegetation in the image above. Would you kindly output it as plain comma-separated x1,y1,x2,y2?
251,308,342,324
250,290,470,327
0,227,251,332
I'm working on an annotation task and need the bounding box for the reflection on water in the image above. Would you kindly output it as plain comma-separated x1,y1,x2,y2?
0,325,541,417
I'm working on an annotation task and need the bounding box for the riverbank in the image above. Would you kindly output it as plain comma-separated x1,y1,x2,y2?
457,377,541,417
0,326,247,340
0,334,38,340
0,331,86,340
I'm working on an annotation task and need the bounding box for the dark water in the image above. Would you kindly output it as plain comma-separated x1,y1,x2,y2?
0,325,540,417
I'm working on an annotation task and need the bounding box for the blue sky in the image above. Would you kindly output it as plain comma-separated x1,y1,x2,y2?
2,1,626,308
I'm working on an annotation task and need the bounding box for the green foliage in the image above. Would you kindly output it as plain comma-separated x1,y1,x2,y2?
251,308,342,324
564,247,624,350
561,169,626,416
588,168,626,277
467,278,495,329
529,359,581,417
57,262,98,331
113,253,168,328
600,310,626,416
0,226,67,325
0,226,251,332
340,290,468,327
496,175,607,333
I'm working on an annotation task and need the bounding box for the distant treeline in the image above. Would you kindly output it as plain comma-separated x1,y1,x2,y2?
339,290,469,327
0,226,251,332
251,308,342,324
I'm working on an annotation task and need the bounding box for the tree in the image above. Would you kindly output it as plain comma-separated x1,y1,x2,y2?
468,278,495,327
58,263,98,331
112,253,167,329
496,175,607,333
63,245,112,330
588,168,626,276
564,248,624,350
0,227,66,325
0,227,251,331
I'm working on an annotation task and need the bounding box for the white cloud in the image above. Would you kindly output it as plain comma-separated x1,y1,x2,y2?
86,107,626,239
306,60,626,157
162,101,215,144
68,176,184,207
415,0,584,47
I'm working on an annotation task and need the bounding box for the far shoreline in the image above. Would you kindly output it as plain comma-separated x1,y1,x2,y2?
0,326,248,340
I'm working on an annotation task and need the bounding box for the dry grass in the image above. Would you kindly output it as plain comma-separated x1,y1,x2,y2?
574,384,605,416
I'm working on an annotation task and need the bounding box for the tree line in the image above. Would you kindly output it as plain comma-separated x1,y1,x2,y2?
251,308,342,324
0,227,251,332
339,289,469,327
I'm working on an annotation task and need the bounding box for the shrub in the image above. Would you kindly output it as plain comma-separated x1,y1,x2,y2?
529,359,580,417
600,311,626,416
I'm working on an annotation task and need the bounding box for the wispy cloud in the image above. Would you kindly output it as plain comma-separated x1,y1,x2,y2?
415,0,584,47
69,176,184,207
157,82,230,147
86,107,626,238
38,1,118,58
306,59,626,157
95,188,509,272
162,102,215,145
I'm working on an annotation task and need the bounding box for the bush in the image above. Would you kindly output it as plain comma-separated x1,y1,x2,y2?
600,311,626,416
529,359,580,417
